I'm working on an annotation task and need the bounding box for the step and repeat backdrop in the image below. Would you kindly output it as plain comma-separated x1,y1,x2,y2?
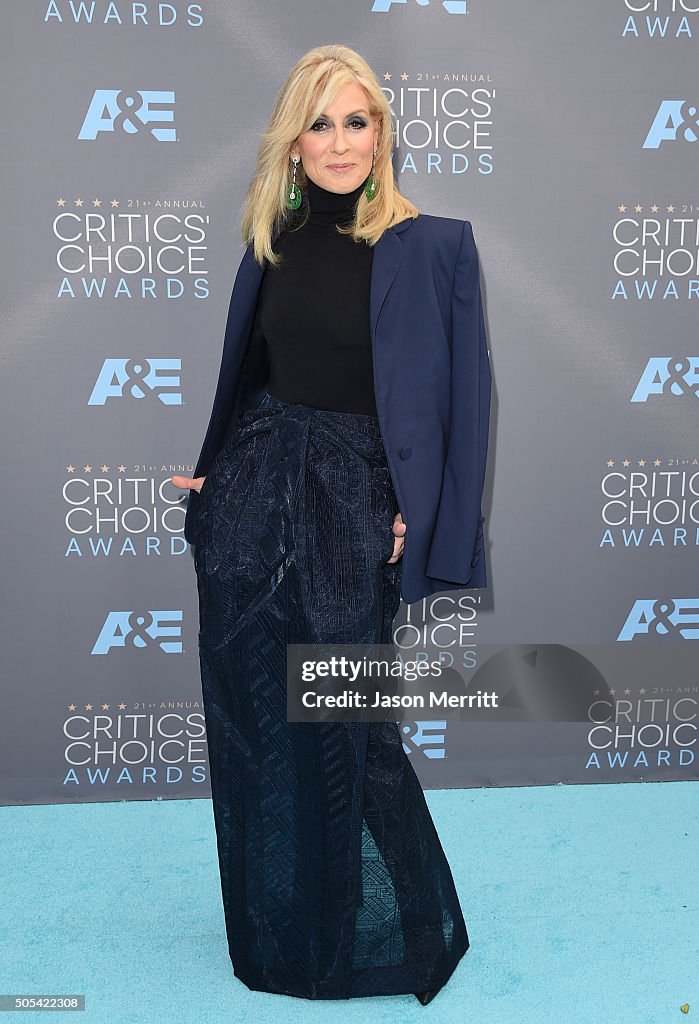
1,0,697,804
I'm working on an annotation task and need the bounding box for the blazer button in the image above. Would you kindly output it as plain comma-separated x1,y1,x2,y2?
399,446,412,460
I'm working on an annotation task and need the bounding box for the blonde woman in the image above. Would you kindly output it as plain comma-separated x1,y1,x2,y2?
173,43,491,1004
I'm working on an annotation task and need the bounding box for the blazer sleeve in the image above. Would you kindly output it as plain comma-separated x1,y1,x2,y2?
425,219,492,587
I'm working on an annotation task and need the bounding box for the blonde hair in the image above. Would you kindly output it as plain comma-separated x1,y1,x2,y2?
240,44,419,267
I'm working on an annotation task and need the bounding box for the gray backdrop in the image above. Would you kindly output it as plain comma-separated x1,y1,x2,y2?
2,0,697,804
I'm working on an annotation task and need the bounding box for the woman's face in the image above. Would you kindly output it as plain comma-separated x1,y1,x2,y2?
290,80,378,194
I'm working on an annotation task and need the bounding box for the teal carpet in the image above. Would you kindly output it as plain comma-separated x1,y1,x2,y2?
0,780,696,1023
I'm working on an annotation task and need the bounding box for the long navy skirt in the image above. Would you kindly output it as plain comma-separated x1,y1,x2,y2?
193,391,470,1000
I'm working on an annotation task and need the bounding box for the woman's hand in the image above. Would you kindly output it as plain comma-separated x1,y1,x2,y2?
387,511,406,563
171,474,206,493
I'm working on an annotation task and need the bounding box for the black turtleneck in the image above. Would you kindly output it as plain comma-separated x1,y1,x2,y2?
254,174,377,416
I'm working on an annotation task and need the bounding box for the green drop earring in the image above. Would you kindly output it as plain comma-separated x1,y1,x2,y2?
364,148,378,202
286,155,302,210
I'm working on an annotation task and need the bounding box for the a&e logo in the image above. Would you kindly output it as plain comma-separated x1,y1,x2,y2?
79,90,176,141
88,359,182,405
92,611,183,654
371,0,468,12
643,101,699,148
617,599,699,640
401,721,447,758
630,357,699,401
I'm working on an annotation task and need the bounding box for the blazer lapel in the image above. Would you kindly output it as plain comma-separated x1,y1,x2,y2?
369,225,405,341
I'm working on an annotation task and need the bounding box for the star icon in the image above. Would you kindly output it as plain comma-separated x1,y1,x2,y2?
85,703,93,711
66,464,75,473
383,72,392,80
100,464,109,472
622,459,630,467
401,72,409,80
634,204,642,213
653,458,661,466
650,204,659,213
638,458,646,466
102,703,110,710
118,702,127,710
667,204,675,213
110,198,120,207
607,459,615,467
57,198,66,206
92,198,102,207
624,688,631,695
68,703,77,711
118,464,126,472
75,197,84,207
618,203,627,213
83,464,92,473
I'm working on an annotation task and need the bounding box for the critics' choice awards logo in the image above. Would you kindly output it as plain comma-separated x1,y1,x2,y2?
79,90,176,141
62,704,208,789
621,0,698,38
382,71,493,177
617,599,699,639
63,463,191,558
44,2,204,27
585,691,696,770
631,358,699,401
600,458,699,549
92,610,183,653
643,101,699,148
53,197,209,299
89,358,182,405
611,203,699,301
391,591,483,759
390,592,482,670
372,0,468,12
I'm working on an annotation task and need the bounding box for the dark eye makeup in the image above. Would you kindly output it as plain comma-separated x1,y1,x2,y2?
308,117,368,132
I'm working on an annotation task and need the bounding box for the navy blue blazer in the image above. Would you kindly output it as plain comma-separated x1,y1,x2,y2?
184,213,492,605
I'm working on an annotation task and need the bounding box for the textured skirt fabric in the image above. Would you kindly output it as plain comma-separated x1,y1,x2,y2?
193,391,470,999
